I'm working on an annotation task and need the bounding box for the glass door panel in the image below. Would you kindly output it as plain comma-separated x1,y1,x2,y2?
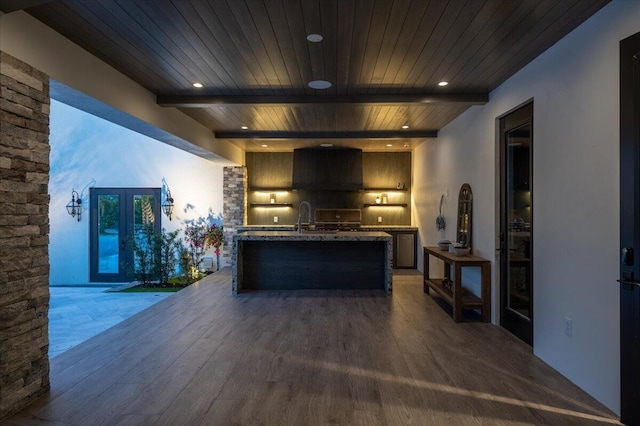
90,188,161,282
133,194,156,230
506,124,532,320
97,194,120,274
499,102,533,346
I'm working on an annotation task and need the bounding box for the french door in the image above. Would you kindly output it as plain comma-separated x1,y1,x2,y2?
89,188,161,282
499,102,534,346
619,31,640,426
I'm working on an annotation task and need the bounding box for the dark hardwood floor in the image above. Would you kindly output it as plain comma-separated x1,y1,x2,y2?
4,269,619,425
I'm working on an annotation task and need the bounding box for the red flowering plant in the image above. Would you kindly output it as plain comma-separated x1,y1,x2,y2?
181,211,224,281
205,223,224,261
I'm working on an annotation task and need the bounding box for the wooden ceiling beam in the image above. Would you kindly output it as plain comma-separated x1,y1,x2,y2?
157,93,488,107
215,130,438,139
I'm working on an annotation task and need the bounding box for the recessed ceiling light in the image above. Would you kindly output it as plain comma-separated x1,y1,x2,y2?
438,81,449,87
320,143,333,147
307,34,323,42
403,143,410,148
241,126,248,130
193,82,203,88
308,80,332,90
261,144,268,148
386,144,393,147
402,125,409,129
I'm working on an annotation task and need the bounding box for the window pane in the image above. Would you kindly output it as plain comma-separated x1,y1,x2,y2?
506,124,532,320
98,194,119,273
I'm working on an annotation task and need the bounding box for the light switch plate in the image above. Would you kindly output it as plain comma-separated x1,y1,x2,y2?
273,216,278,223
377,216,383,223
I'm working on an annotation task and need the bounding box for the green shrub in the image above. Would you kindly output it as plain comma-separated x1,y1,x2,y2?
125,225,181,285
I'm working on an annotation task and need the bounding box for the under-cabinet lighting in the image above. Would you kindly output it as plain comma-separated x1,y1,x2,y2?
402,125,409,129
241,126,248,130
438,81,449,87
254,191,289,195
261,144,268,148
193,82,203,88
253,206,292,210
386,144,393,147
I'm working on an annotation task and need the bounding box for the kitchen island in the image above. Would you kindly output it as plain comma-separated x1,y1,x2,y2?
232,231,393,294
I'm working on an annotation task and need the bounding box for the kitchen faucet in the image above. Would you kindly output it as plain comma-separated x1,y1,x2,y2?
297,201,312,233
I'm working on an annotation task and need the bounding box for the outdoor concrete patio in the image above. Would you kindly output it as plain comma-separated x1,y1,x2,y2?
49,286,174,358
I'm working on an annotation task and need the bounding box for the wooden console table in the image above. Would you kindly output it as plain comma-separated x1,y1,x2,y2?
423,246,491,322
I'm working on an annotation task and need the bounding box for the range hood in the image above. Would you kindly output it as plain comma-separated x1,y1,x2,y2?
292,148,363,191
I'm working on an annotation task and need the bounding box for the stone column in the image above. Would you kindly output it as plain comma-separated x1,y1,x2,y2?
0,52,51,419
222,166,247,266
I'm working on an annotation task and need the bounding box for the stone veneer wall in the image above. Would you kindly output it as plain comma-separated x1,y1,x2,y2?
222,166,247,265
0,52,51,419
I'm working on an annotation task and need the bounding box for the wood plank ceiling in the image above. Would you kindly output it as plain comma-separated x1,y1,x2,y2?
7,0,610,152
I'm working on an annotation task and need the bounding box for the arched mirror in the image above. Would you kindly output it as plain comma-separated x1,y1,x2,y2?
457,183,473,251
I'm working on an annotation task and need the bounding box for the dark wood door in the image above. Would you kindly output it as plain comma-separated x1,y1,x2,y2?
499,102,533,346
90,188,161,282
620,31,640,426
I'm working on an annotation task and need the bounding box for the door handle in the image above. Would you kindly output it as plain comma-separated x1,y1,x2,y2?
496,232,505,253
617,279,640,288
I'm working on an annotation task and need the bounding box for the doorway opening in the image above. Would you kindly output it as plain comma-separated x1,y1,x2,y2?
498,102,533,346
89,188,161,282
619,30,640,426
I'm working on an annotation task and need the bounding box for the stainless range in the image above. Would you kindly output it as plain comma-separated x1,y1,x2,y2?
313,208,361,231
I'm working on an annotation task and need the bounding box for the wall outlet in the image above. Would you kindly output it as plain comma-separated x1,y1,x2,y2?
377,216,383,223
564,317,572,336
273,216,278,223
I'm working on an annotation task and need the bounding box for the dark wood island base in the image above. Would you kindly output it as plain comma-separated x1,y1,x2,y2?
233,231,393,294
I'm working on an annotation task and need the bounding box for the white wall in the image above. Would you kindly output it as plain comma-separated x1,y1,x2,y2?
412,0,640,414
50,100,225,285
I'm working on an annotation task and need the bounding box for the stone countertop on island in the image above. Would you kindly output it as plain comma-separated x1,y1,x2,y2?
359,226,418,232
233,230,393,241
237,225,417,232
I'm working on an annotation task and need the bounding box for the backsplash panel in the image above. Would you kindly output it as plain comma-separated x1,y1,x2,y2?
246,152,411,226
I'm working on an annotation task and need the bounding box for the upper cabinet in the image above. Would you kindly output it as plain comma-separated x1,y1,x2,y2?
246,151,411,192
362,153,411,191
246,152,293,190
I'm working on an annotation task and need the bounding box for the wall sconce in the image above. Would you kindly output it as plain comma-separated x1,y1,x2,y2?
66,190,81,221
269,193,277,204
162,189,174,220
162,179,174,220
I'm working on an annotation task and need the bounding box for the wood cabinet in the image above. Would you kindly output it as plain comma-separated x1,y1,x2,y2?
390,231,416,268
246,152,412,225
423,246,491,322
